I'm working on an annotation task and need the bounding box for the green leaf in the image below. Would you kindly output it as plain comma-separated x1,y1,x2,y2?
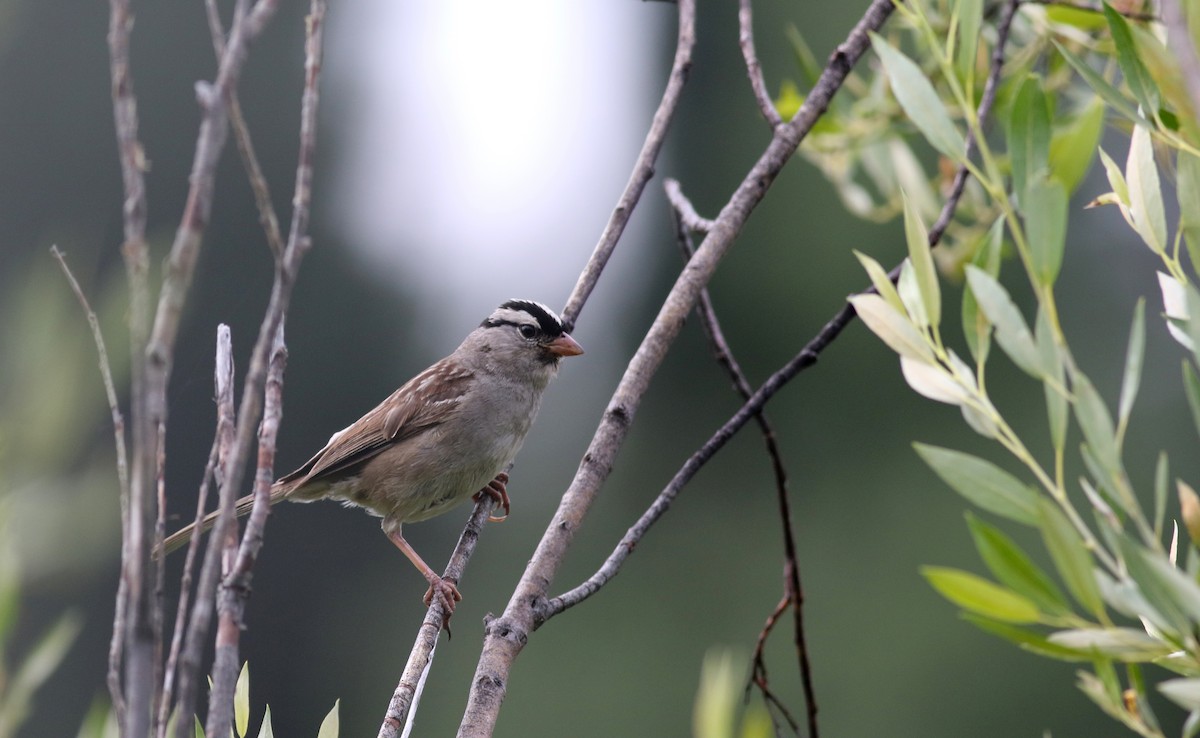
1185,362,1200,442
1178,151,1200,270
1025,176,1068,287
1154,452,1170,539
1161,679,1200,711
317,700,339,738
955,0,984,88
964,266,1044,378
847,293,934,362
962,613,1091,661
903,192,940,327
235,662,250,738
1104,2,1160,114
962,218,1004,364
1048,96,1106,194
257,706,274,738
1036,307,1068,452
853,251,905,315
1071,371,1122,479
195,716,205,738
967,513,1071,614
901,355,971,405
1126,124,1167,254
1117,298,1146,439
922,566,1041,623
1054,41,1142,124
1037,498,1105,617
869,33,967,163
1048,627,1173,661
915,444,1040,525
1008,77,1052,208
1118,535,1200,633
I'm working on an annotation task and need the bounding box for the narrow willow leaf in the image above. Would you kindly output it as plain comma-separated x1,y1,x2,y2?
1162,679,1200,711
235,662,250,738
1126,124,1167,254
1071,371,1121,478
1118,535,1200,634
1179,152,1200,271
1054,41,1142,124
967,513,1070,614
915,443,1039,524
1187,285,1200,364
1009,77,1051,208
1048,627,1173,661
961,403,1001,439
955,0,983,87
853,250,905,314
1048,96,1106,194
1098,147,1132,210
1104,3,1160,114
897,259,929,329
869,33,967,163
903,192,940,327
1160,272,1194,350
257,707,274,738
1036,307,1068,451
1130,22,1200,143
962,613,1090,661
964,266,1044,378
1080,477,1119,530
1026,176,1068,287
922,566,1041,623
1155,452,1170,539
963,218,1004,363
1117,299,1146,438
900,356,970,405
847,293,934,362
194,717,205,738
317,700,339,738
11,612,82,701
1097,569,1162,622
1037,498,1105,617
1184,363,1200,443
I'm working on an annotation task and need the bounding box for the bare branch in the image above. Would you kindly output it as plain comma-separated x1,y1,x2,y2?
663,179,714,232
457,3,895,734
204,0,287,258
739,0,782,127
377,497,499,738
170,326,237,738
49,245,131,722
558,0,696,331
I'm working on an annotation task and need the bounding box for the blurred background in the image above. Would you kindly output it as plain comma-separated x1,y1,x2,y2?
1,0,1195,736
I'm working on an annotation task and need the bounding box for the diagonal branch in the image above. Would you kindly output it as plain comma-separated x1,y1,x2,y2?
456,3,896,735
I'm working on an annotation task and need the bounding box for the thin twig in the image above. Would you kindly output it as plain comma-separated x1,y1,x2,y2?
663,181,812,736
49,245,131,721
457,3,895,735
170,326,237,738
203,0,286,258
377,498,498,738
558,0,695,332
1161,0,1200,125
739,0,783,127
748,595,800,733
205,2,324,733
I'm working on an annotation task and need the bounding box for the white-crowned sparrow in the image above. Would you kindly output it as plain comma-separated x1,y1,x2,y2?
162,299,583,621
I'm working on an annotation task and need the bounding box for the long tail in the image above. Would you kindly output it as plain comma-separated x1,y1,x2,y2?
159,485,290,555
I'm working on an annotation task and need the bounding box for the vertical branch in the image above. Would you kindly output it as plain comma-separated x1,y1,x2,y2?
206,2,324,732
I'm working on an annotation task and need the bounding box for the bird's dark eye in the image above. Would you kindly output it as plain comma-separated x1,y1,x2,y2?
518,324,537,339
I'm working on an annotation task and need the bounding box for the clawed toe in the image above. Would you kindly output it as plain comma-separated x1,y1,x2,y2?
474,472,511,522
423,575,462,633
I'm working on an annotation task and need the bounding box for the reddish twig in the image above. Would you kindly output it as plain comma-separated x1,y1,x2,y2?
748,595,800,733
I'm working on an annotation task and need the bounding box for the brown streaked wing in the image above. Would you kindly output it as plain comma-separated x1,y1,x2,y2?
276,360,473,490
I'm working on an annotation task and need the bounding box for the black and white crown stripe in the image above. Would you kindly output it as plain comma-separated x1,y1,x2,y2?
482,299,565,337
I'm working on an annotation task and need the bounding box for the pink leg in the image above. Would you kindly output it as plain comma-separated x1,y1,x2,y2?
386,528,461,628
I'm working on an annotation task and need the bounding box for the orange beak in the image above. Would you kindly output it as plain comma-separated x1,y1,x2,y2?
546,333,584,357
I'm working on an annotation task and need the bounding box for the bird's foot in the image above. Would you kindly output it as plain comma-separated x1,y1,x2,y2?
422,575,462,634
474,472,511,522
